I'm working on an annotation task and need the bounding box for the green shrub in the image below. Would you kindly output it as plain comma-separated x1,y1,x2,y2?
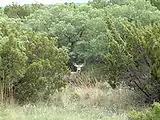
130,102,160,120
14,33,70,104
0,19,69,104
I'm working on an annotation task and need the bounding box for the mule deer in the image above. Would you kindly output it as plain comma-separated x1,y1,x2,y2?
63,62,85,83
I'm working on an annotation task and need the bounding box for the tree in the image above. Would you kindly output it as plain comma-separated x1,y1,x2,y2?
0,16,69,103
14,31,69,103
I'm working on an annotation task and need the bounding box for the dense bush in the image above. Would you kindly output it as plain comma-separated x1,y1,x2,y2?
0,18,69,104
130,102,160,120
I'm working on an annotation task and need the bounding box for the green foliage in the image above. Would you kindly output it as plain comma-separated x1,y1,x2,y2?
4,2,43,18
88,0,108,8
16,59,67,103
0,17,69,104
150,0,160,10
0,8,6,17
14,32,69,103
130,102,160,120
0,34,27,82
108,0,132,5
105,0,160,26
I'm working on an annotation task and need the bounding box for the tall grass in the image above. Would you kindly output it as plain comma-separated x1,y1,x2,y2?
0,103,128,120
0,75,146,120
53,83,145,111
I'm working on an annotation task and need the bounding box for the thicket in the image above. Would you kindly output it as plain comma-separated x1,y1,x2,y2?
130,102,160,120
0,0,160,105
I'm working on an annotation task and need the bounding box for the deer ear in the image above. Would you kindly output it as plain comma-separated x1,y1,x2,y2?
79,64,84,67
73,62,78,67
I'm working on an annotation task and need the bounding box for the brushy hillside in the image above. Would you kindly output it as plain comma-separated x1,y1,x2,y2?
1,0,160,119
1,0,160,104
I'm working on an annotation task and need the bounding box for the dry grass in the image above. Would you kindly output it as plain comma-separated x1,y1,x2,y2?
51,81,145,113
0,75,146,120
0,103,129,120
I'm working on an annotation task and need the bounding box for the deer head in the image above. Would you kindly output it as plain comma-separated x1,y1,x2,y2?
63,62,85,83
73,62,85,73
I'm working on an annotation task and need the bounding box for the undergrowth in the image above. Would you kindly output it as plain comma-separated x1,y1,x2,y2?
0,81,146,120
